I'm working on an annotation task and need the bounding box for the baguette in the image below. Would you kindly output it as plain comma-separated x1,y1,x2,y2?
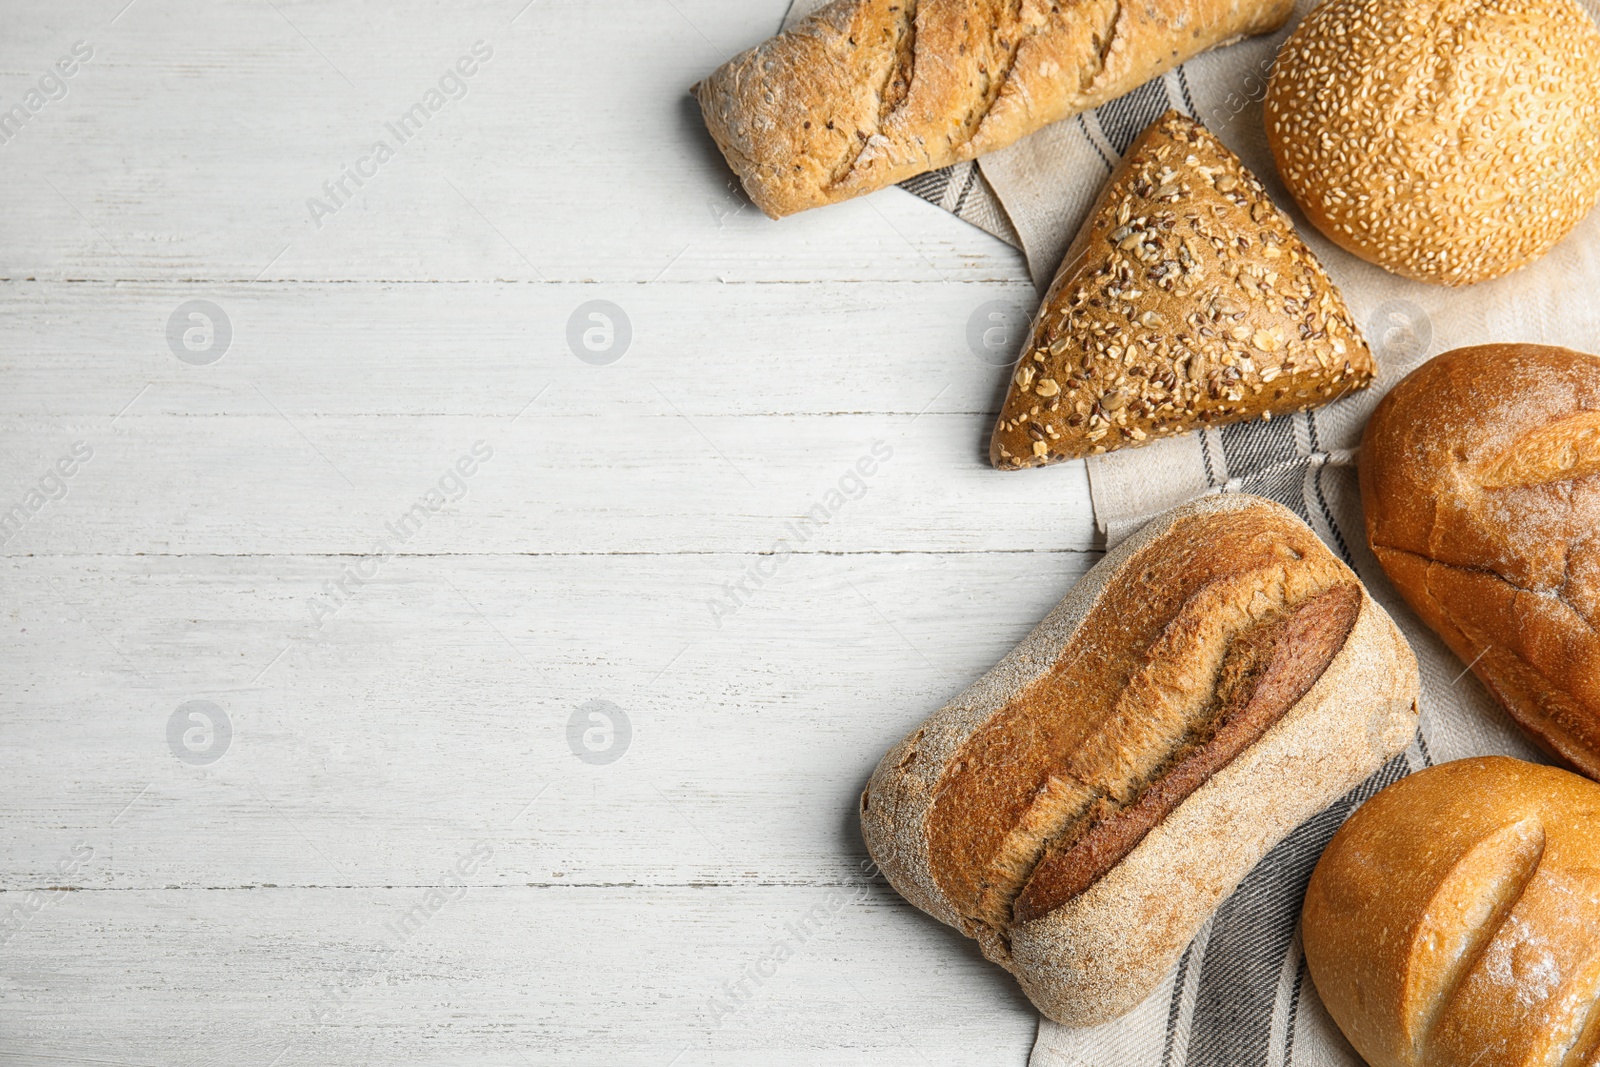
1303,757,1600,1067
860,494,1419,1025
1361,344,1600,780
693,0,1294,219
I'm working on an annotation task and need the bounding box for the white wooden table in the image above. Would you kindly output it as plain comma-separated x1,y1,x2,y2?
0,2,1100,1062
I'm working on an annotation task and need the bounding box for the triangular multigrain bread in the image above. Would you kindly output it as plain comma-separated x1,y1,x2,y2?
990,111,1374,470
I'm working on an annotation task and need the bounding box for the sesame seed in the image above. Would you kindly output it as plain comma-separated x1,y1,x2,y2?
989,112,1375,467
1262,0,1600,286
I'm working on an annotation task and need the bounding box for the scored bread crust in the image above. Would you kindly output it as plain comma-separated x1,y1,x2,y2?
859,493,1420,1026
693,0,1293,219
1010,588,1416,1023
1360,344,1600,781
1302,757,1600,1067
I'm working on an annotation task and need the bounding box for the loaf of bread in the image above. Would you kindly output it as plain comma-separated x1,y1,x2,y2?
860,494,1419,1025
694,0,1294,219
1302,757,1600,1067
1361,344,1600,780
990,111,1373,469
1264,0,1600,286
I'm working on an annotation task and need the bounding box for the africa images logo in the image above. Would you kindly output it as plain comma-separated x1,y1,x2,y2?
566,300,631,366
166,300,232,365
567,700,630,765
167,700,231,766
0,41,93,147
306,41,494,229
0,441,92,549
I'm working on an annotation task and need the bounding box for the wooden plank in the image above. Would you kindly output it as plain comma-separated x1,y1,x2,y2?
1,550,1096,890
0,0,1025,284
0,414,1094,556
2,885,1039,1065
0,278,1045,418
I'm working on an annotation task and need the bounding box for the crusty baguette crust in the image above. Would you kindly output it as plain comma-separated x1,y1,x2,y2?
1303,757,1600,1067
1360,344,1600,781
694,0,1294,219
860,494,1420,1025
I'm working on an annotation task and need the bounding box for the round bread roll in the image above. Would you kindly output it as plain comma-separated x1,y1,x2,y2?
1303,757,1600,1067
1359,344,1600,780
1264,0,1600,286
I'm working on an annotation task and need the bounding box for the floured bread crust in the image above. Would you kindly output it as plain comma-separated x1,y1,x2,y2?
1303,757,1600,1067
859,494,1420,1025
693,0,1294,219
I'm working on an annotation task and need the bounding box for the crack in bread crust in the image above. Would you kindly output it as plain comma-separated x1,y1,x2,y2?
1371,541,1600,779
825,0,921,189
950,0,1053,158
924,507,1350,940
1360,344,1600,785
1010,581,1362,925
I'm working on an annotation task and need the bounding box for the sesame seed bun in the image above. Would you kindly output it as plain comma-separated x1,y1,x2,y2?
1264,0,1600,287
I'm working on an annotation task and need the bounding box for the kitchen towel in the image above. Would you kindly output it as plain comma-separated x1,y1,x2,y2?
766,2,1600,1065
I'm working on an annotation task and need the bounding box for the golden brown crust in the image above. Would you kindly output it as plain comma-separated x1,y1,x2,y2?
693,0,1294,219
988,112,1373,469
1302,757,1600,1067
1264,0,1600,287
1360,344,1600,781
926,504,1346,936
1010,580,1361,924
859,494,1421,1025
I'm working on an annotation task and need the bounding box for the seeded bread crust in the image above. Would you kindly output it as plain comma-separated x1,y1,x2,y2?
693,0,1294,219
990,112,1373,468
859,494,1420,1025
1264,0,1600,287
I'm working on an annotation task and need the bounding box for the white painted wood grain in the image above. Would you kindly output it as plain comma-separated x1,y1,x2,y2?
0,0,1026,284
0,411,1094,556
2,886,1041,1065
2,551,1097,884
0,0,1096,1062
0,280,1041,418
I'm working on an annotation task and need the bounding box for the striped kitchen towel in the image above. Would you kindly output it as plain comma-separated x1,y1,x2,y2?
763,2,1600,1064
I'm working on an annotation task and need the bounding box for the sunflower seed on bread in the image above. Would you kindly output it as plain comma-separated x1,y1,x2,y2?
990,111,1374,470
